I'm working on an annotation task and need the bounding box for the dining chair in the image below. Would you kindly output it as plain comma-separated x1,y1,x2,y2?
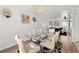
50,31,60,50
15,35,40,53
40,31,60,51
52,31,60,43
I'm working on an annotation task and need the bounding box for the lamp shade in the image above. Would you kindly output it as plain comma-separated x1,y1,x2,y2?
61,10,70,21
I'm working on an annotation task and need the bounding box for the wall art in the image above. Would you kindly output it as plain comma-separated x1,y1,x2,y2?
32,17,37,22
2,8,11,18
21,14,30,23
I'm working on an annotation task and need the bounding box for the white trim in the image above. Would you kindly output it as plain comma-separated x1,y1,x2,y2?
0,43,17,51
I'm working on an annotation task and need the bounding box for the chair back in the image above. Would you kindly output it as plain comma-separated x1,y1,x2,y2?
15,35,26,53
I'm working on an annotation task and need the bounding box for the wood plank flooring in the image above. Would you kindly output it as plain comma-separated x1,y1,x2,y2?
0,42,79,53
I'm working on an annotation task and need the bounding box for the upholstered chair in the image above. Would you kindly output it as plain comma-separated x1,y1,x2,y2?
15,35,40,53
51,31,60,49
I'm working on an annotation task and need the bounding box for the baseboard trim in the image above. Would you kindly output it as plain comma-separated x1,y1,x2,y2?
0,43,17,52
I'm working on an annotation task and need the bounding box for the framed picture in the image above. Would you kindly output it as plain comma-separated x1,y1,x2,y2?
3,8,11,18
54,20,60,26
21,14,30,23
32,17,37,22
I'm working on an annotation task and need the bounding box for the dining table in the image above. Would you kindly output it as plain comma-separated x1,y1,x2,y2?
23,30,54,53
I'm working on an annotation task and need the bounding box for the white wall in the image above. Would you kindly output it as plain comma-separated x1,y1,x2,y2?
74,8,79,41
0,5,76,51
0,6,34,51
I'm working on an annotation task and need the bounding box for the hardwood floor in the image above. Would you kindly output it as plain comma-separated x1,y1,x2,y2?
0,45,18,53
59,36,79,53
0,42,79,53
61,42,79,53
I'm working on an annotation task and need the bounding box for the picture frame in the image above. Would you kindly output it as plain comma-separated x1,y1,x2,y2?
21,14,30,24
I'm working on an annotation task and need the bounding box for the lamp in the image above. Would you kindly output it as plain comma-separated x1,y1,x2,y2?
61,10,71,26
61,10,71,36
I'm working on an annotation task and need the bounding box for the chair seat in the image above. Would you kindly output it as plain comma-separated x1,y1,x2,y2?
27,42,40,53
15,35,40,53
